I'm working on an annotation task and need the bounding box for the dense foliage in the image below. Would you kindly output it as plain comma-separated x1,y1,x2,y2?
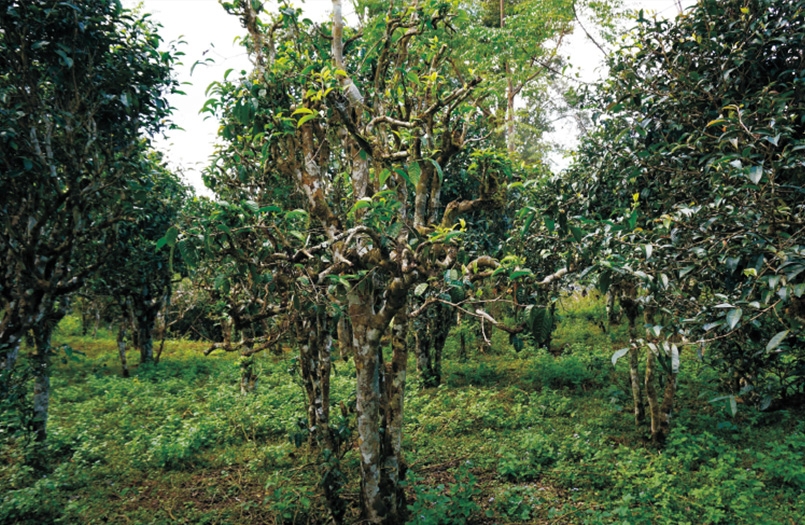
0,0,180,440
561,0,805,441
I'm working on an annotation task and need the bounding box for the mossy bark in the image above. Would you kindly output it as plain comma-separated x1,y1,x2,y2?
349,285,408,524
117,323,129,378
298,313,333,449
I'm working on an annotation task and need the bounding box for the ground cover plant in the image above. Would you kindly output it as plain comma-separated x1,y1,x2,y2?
1,297,804,524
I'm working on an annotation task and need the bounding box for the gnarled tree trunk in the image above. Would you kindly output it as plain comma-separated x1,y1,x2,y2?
298,312,333,449
414,303,454,388
348,286,409,524
31,305,66,442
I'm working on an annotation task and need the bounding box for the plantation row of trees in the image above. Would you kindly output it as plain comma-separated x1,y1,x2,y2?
2,0,804,523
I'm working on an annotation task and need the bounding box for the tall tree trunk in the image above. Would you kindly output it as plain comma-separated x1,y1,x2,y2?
240,354,257,395
380,307,409,523
506,73,515,154
643,306,672,443
31,308,64,442
657,368,677,441
430,306,453,387
1,340,20,374
298,313,333,449
337,314,352,362
620,291,644,425
117,323,129,378
138,322,154,364
132,297,160,364
457,312,468,362
414,317,436,387
93,309,100,338
628,345,643,425
154,295,169,365
644,347,661,442
606,290,620,324
348,288,408,524
415,304,454,387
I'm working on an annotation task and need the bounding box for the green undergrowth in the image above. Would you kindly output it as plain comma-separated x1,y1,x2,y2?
2,305,804,524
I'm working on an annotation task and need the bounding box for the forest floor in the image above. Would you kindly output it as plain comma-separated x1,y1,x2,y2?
2,294,804,524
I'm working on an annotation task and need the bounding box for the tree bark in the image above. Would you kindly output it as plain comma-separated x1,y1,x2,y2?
337,314,352,362
240,354,257,395
31,314,61,442
414,318,436,387
298,313,333,449
606,290,620,324
658,369,677,441
430,306,453,386
117,323,130,378
628,345,644,425
1,340,20,374
621,291,644,425
415,303,454,388
644,348,663,443
138,322,154,364
380,307,409,523
348,287,408,524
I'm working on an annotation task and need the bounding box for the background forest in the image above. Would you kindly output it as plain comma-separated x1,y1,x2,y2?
1,0,804,523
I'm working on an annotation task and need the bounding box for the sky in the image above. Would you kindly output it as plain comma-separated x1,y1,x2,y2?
123,0,695,195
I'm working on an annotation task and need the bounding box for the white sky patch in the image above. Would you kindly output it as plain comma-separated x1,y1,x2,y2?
125,1,695,193
546,0,698,172
122,0,353,195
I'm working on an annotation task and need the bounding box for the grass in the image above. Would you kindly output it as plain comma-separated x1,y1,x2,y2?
1,298,804,524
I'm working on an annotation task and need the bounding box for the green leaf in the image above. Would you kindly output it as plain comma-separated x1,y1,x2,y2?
408,161,421,186
291,107,314,116
378,169,391,187
394,167,412,186
612,347,629,366
285,209,309,221
628,209,638,230
726,308,742,331
766,330,789,353
570,226,583,243
746,166,763,184
598,270,612,294
509,269,533,280
297,113,317,127
54,49,73,68
165,225,179,246
520,209,535,238
510,334,524,352
414,282,428,296
425,158,444,183
644,244,653,260
350,198,372,215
